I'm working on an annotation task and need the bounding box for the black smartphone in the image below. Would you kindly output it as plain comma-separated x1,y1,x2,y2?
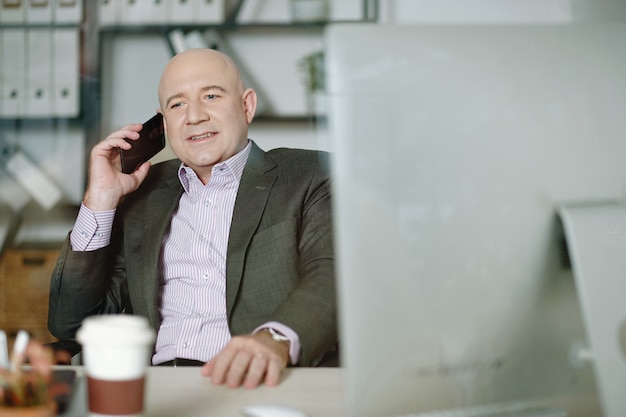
120,113,166,174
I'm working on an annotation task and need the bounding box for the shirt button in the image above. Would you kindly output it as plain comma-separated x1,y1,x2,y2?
183,342,190,348
203,273,209,280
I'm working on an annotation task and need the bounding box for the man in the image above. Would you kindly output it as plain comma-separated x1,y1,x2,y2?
48,48,337,389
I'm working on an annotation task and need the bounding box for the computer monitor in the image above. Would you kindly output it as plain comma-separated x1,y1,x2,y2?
325,23,626,417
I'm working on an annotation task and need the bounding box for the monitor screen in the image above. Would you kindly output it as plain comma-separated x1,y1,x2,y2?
326,23,626,417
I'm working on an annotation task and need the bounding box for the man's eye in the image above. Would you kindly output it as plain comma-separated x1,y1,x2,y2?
205,94,217,100
170,102,182,109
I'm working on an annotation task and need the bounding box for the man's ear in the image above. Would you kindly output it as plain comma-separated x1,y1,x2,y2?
242,88,257,124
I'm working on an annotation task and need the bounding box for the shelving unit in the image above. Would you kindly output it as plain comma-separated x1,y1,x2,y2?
0,2,86,229
89,0,380,149
0,0,381,233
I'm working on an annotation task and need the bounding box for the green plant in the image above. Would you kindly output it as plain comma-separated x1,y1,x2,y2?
297,50,325,93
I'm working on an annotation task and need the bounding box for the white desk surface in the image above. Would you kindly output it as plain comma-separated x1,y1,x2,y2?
62,366,346,417
60,366,602,417
144,367,346,417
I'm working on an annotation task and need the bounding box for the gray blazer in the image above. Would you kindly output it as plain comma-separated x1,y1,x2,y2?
48,141,337,366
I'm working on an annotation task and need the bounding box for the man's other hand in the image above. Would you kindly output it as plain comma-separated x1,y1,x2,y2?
201,331,290,389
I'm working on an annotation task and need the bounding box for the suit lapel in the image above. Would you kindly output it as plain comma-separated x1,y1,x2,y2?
226,142,277,317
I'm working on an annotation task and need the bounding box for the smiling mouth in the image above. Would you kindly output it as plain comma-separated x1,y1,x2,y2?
190,132,214,141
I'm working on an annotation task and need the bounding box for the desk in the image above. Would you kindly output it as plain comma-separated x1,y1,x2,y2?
60,367,601,417
62,367,346,417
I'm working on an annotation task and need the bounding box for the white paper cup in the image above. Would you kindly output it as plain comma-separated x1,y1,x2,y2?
76,315,155,417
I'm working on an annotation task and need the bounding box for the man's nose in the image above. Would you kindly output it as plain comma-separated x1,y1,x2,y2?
187,100,209,124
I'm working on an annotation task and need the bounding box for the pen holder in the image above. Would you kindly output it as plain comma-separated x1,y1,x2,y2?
0,402,56,417
0,369,57,417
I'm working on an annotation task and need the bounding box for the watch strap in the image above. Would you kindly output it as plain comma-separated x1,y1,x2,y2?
267,327,290,343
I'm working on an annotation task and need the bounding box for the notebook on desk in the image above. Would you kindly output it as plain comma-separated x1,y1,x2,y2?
325,22,626,417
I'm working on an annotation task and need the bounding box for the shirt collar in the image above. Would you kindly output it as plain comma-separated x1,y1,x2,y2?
177,140,252,193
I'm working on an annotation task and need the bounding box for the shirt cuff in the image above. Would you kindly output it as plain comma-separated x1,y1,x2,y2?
254,321,301,365
69,203,116,251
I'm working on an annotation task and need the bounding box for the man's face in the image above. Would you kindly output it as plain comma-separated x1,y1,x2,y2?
158,50,256,182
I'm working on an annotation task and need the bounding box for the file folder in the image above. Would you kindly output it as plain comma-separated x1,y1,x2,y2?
120,0,150,24
0,131,30,210
0,0,25,23
25,28,53,117
168,0,193,23
0,28,26,117
53,0,82,23
26,0,52,23
98,0,119,26
0,167,30,211
121,0,167,24
4,149,63,211
192,0,224,24
168,29,187,54
236,0,290,23
53,28,80,117
151,0,169,23
17,121,85,204
185,30,207,49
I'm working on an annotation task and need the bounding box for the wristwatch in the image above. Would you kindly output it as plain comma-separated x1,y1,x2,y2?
266,328,290,343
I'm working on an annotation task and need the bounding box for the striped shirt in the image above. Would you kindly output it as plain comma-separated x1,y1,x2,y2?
70,142,300,364
152,144,248,364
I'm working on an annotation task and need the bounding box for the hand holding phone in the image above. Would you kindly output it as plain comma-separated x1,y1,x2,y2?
120,113,166,174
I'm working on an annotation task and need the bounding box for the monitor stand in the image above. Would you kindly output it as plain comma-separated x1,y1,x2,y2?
559,201,626,417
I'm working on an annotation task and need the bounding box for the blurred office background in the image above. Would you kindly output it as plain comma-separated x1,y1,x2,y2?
0,0,623,344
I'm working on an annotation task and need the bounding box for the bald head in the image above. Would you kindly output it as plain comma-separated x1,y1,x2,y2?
155,47,257,183
158,48,245,110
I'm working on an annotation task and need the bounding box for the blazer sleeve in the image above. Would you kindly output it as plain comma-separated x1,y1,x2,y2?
48,233,129,340
275,172,337,366
227,149,338,367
